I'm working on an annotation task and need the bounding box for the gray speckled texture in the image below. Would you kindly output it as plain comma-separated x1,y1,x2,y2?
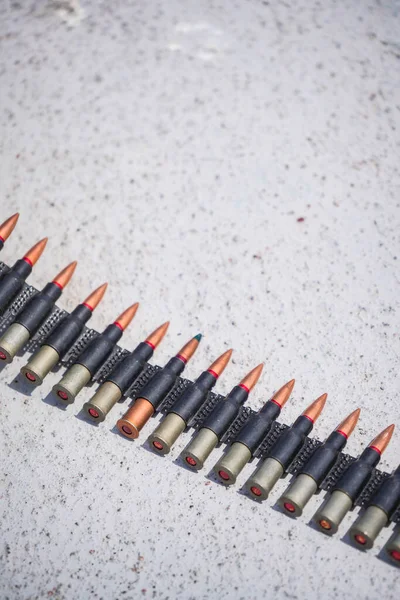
0,1,399,598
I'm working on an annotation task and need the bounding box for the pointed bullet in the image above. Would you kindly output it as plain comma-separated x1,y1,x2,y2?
116,333,202,439
313,423,395,536
213,378,294,486
82,283,108,312
0,236,49,313
302,393,327,423
350,464,400,550
271,378,295,408
148,347,232,454
336,408,361,439
52,261,78,289
114,302,139,331
181,363,264,470
278,407,361,517
176,333,202,363
0,258,76,363
21,283,108,386
207,348,233,378
84,321,169,422
145,321,170,349
23,237,48,266
245,392,327,501
53,302,136,404
239,363,264,392
0,212,19,243
369,424,395,455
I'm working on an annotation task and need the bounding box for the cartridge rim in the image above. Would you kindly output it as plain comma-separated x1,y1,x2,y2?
213,442,252,486
83,402,106,423
53,383,76,404
389,549,400,563
116,397,155,440
182,449,202,470
246,480,270,501
148,433,170,455
0,322,31,364
52,364,91,404
20,365,44,387
117,418,140,439
180,428,219,471
0,346,13,364
244,457,284,501
314,490,353,536
351,530,372,549
20,345,60,387
147,413,186,455
149,435,169,455
317,518,336,534
279,495,303,517
216,465,237,485
349,506,388,550
277,474,317,518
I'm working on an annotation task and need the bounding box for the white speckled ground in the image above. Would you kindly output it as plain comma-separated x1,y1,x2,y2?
0,1,399,599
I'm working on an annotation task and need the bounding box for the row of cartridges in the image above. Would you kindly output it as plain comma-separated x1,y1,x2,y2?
0,213,399,565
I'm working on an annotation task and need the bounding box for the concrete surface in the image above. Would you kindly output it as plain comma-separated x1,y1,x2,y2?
0,1,399,599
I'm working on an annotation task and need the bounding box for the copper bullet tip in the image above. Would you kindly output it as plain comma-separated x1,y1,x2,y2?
369,424,395,455
239,363,264,392
0,212,19,242
336,408,361,439
114,302,139,331
145,321,170,349
23,237,48,266
271,378,295,408
82,282,108,311
52,261,77,289
176,334,202,363
302,393,327,423
207,348,233,378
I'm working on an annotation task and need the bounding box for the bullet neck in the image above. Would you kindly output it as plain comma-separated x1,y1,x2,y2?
164,355,187,378
23,256,33,267
168,371,216,423
82,302,94,311
126,341,154,365
292,414,314,436
196,370,218,391
225,385,248,406
359,446,382,468
175,353,187,364
106,342,153,392
12,258,32,278
324,430,348,452
71,303,93,325
302,414,314,424
207,369,218,379
336,429,348,440
145,340,155,350
103,323,124,344
261,399,282,415
41,281,63,302
235,401,280,454
269,398,282,409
